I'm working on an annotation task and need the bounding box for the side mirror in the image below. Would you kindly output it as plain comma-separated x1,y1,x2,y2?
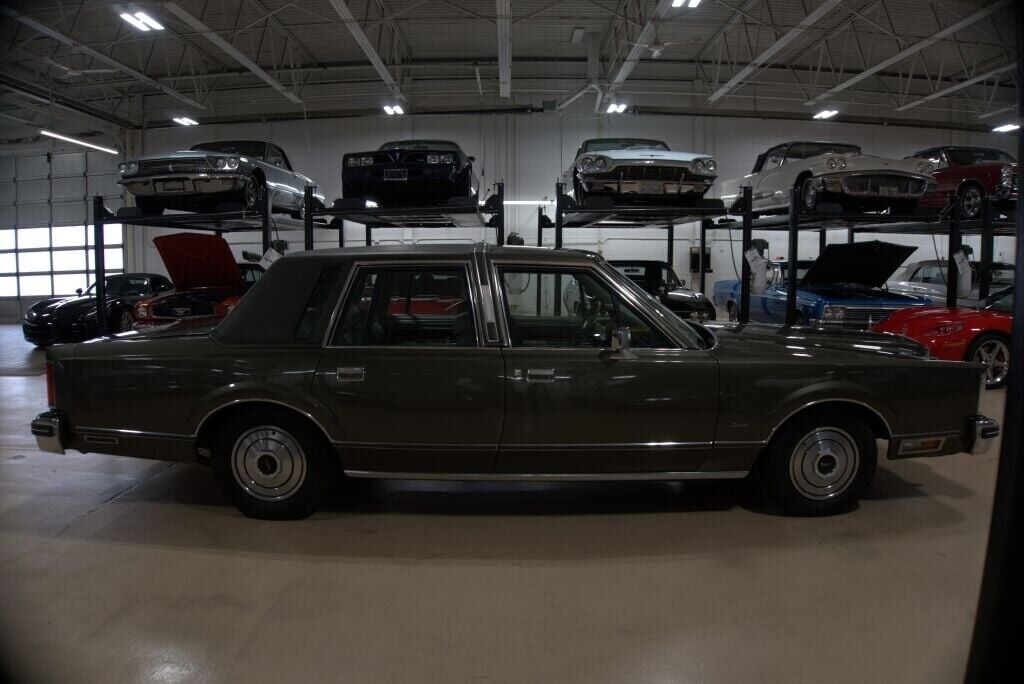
468,156,476,162
607,327,637,360
75,288,83,296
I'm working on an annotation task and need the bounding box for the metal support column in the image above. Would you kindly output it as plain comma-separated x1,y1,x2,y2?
91,195,108,336
303,186,314,251
495,182,505,245
819,228,827,255
847,226,854,244
334,219,345,248
555,182,564,249
738,186,753,323
666,224,674,266
947,206,961,309
699,219,709,293
261,187,272,253
365,224,372,247
978,198,994,301
537,206,544,246
785,190,800,325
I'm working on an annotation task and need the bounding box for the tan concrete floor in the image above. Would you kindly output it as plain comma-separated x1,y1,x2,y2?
0,371,1005,683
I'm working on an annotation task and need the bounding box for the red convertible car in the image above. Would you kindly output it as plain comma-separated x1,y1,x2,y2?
873,287,1014,388
133,233,263,328
910,146,1017,219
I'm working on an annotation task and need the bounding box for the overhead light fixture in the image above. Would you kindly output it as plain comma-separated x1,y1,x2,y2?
673,0,701,6
503,200,556,206
383,105,404,115
133,12,164,30
606,103,628,114
688,0,702,6
120,13,150,31
40,129,119,155
992,123,1020,133
172,117,198,126
813,109,839,120
570,27,585,44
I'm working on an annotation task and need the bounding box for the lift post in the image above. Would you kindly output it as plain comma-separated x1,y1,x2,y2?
92,195,108,336
303,186,315,251
738,186,753,323
537,206,544,246
261,187,272,253
699,219,709,294
554,182,564,249
947,202,961,309
495,182,505,245
785,189,799,325
666,224,674,266
978,197,994,301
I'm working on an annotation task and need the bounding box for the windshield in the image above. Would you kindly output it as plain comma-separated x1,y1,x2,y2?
378,140,460,152
85,276,150,296
990,267,1015,288
612,262,680,290
771,262,813,284
787,142,861,161
599,262,707,349
583,139,670,153
945,147,1016,165
190,141,266,159
985,288,1014,313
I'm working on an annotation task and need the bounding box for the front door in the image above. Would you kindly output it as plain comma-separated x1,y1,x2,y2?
494,265,719,474
312,263,504,473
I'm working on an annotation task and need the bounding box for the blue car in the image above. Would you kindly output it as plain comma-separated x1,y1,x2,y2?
712,241,933,329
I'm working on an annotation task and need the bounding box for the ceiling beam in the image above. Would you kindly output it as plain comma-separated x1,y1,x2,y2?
894,63,1015,112
695,0,761,61
976,104,1017,120
606,0,676,99
326,0,405,102
0,72,134,129
708,0,844,103
805,0,1011,105
1,6,206,111
164,2,303,105
496,0,511,98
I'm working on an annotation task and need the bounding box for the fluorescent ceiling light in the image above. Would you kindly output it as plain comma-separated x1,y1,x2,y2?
813,109,839,119
365,200,379,208
383,105,404,115
40,129,119,155
606,103,628,114
689,0,702,6
172,117,198,126
134,12,164,30
119,13,151,31
672,0,685,6
992,123,1020,133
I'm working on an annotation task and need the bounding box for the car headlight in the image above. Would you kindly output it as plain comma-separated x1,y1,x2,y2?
836,158,846,169
118,162,138,175
578,155,610,172
134,302,149,319
924,322,963,336
915,160,934,174
695,158,717,175
213,157,240,170
822,305,846,320
827,157,848,170
827,158,838,169
1001,164,1013,184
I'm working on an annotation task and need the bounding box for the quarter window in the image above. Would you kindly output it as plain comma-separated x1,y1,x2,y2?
332,267,476,347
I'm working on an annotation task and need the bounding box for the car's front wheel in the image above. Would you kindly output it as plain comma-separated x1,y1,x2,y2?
760,408,877,515
212,408,334,519
967,333,1011,388
116,309,135,332
242,174,265,214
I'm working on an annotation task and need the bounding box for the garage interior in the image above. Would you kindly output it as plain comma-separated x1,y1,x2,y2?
0,1,1021,682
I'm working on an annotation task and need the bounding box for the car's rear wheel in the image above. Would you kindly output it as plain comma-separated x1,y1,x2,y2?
242,174,265,213
212,408,333,519
760,408,877,515
967,333,1010,388
957,183,985,220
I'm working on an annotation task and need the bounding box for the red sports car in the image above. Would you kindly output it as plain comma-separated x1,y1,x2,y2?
133,233,263,328
911,146,1017,219
873,287,1014,388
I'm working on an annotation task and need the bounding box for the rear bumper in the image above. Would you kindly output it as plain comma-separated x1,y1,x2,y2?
31,410,65,455
969,415,1000,455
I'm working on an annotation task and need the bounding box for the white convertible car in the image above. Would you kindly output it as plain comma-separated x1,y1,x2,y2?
562,138,717,206
720,141,936,215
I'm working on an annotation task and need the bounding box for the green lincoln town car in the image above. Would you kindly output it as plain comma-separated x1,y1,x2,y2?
31,244,999,519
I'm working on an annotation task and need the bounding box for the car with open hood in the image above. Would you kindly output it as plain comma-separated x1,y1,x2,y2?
342,139,478,208
610,260,716,321
31,243,998,520
22,273,173,347
719,141,936,215
712,241,933,328
561,138,717,207
117,140,323,217
132,233,263,328
909,146,1018,219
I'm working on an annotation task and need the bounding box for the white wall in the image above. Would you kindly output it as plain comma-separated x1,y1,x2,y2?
132,112,1018,295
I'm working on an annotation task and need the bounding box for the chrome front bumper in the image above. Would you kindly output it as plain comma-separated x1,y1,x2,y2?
31,410,65,455
119,173,245,196
819,171,934,199
970,415,1000,455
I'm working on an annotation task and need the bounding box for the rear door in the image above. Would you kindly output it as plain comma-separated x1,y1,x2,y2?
312,260,504,473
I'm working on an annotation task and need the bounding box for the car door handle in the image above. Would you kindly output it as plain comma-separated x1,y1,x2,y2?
336,367,365,382
526,368,557,383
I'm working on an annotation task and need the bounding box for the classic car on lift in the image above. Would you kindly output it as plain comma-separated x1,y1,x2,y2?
32,244,998,520
132,233,264,329
117,140,323,217
561,138,718,207
609,259,716,320
719,141,936,215
874,287,1014,389
23,273,174,347
712,241,933,328
909,146,1018,219
342,139,478,207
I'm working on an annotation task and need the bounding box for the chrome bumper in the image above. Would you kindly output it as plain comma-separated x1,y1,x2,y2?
119,173,245,196
31,410,65,455
970,415,1000,455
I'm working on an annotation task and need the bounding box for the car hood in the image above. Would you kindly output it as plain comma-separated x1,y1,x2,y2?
664,287,712,305
26,295,100,321
801,240,917,289
706,321,929,360
127,150,232,162
589,149,709,163
153,233,244,292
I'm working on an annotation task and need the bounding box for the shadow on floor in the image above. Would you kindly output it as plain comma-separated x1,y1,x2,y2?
0,324,45,376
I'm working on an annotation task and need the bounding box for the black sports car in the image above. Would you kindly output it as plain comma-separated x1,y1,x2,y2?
610,260,716,321
22,273,173,347
342,139,478,207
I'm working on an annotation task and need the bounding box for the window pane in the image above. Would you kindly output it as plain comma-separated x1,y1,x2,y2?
19,275,51,296
87,247,125,271
0,252,15,274
0,230,14,250
17,227,49,249
52,225,87,247
87,223,123,246
294,267,340,341
18,251,51,273
332,268,475,347
52,249,87,272
53,273,89,295
0,276,15,296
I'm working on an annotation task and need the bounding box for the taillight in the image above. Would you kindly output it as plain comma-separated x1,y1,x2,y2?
46,361,55,407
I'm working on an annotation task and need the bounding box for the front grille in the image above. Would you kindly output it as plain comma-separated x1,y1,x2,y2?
823,305,904,329
152,301,216,318
586,166,693,182
137,158,213,175
841,174,928,197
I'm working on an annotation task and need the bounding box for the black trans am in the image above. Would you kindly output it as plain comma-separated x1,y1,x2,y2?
342,139,479,207
23,273,173,347
610,260,716,321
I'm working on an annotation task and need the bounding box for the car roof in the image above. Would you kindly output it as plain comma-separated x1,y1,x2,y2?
279,242,603,264
609,259,669,266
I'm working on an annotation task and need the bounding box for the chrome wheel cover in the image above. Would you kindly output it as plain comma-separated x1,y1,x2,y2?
119,311,134,331
974,338,1010,386
789,427,859,501
960,186,982,219
231,426,307,501
802,180,818,210
243,177,261,210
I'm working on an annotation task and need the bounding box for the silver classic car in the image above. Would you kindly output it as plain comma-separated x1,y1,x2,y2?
117,140,322,217
32,245,998,520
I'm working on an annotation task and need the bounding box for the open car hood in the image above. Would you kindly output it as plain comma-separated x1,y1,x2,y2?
801,240,917,289
153,233,244,292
